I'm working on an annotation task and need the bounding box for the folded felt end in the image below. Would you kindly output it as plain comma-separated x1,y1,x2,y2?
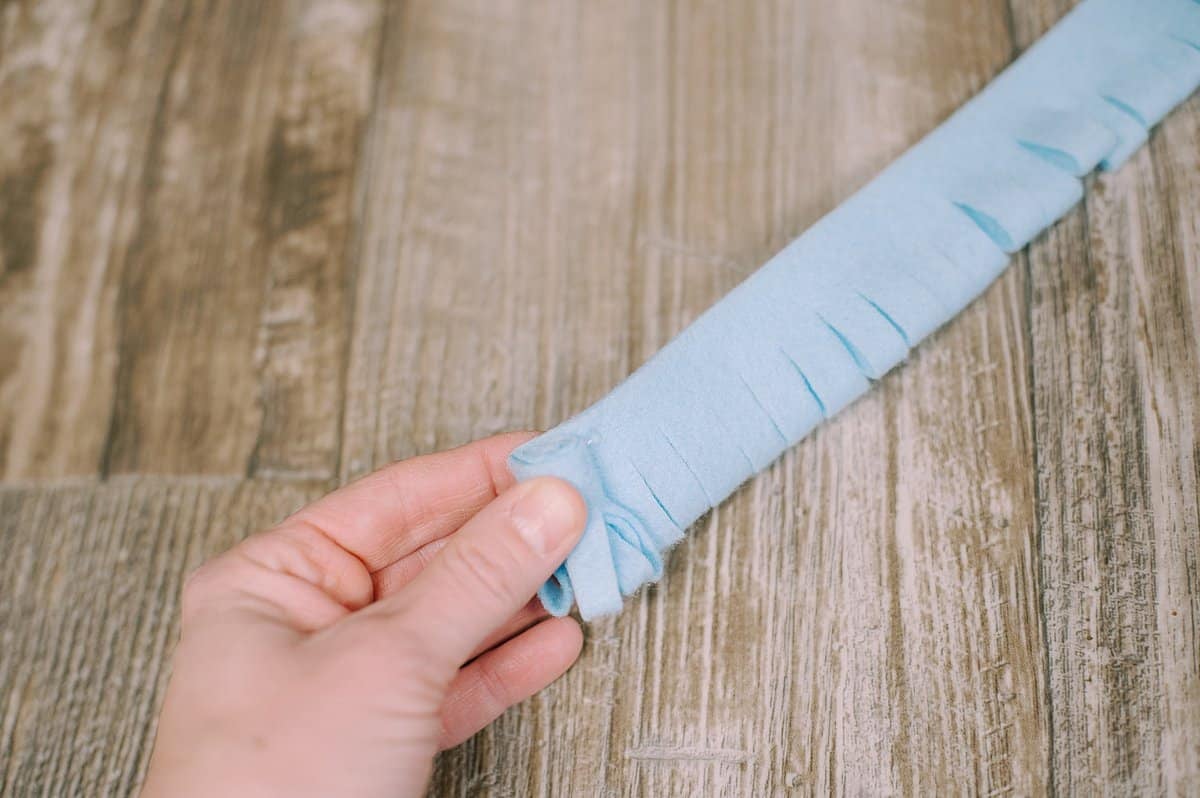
537,564,574,617
510,431,658,621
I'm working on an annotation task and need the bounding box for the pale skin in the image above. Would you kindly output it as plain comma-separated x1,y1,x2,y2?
141,432,587,798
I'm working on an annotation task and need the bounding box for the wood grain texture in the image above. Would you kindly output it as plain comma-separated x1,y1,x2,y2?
0,477,325,796
0,0,381,479
1026,122,1200,797
1010,2,1200,793
0,0,1196,795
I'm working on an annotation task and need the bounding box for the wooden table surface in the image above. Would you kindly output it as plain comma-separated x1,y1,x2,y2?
2,0,1197,795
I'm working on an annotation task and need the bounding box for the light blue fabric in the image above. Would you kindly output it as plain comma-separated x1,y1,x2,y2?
509,0,1200,620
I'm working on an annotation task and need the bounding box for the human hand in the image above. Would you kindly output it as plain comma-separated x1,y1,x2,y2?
140,432,586,798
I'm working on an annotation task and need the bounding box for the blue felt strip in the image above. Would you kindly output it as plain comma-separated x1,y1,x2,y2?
509,0,1200,620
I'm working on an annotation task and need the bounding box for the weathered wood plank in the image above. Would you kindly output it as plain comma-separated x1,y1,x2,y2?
1008,0,1200,793
339,0,648,479
0,0,380,480
100,0,381,477
1024,105,1200,796
0,0,184,479
246,0,382,481
0,477,324,796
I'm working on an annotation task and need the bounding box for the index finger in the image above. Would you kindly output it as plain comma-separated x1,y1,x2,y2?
286,431,536,572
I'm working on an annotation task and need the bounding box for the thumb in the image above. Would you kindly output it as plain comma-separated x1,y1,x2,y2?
375,477,586,666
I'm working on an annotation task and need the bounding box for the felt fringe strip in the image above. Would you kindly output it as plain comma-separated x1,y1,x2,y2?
509,0,1200,620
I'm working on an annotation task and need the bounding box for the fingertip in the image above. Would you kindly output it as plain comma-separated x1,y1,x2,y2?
519,616,584,670
508,477,587,556
437,616,585,750
480,430,541,487
548,615,584,665
495,429,541,446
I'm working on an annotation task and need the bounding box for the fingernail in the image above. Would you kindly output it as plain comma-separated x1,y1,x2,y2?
509,479,582,556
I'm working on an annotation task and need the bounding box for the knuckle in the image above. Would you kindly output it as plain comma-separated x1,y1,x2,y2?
181,559,219,602
180,558,228,620
272,520,375,608
451,539,520,607
473,658,511,714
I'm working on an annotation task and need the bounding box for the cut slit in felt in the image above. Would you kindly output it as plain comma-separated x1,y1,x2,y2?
508,0,1200,621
